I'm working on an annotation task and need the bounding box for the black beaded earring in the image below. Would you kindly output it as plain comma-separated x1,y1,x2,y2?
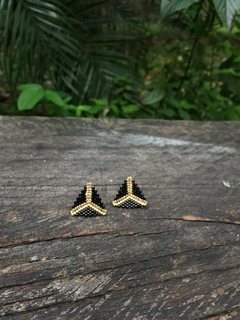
112,177,147,208
71,183,107,217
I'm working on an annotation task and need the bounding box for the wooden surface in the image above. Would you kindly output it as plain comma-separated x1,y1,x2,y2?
0,116,240,320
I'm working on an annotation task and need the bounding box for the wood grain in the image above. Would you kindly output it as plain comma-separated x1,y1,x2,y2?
0,116,240,319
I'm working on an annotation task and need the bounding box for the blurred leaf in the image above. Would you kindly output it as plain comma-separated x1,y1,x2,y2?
56,91,72,99
47,105,72,117
18,84,43,91
160,0,199,21
76,107,82,117
180,100,197,110
78,105,92,112
122,105,139,114
143,89,165,105
213,0,240,29
1,0,146,104
63,97,72,104
227,108,239,120
18,86,45,110
45,90,64,106
218,68,240,76
235,106,240,115
110,104,120,116
166,97,180,109
179,109,191,120
160,108,176,117
0,0,81,96
91,98,108,106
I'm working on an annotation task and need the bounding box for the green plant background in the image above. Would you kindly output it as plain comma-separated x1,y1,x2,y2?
1,0,240,120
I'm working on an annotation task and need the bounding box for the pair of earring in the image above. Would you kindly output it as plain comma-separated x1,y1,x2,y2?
70,176,147,217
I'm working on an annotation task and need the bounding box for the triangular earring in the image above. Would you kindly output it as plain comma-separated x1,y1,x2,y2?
71,183,107,217
112,177,147,208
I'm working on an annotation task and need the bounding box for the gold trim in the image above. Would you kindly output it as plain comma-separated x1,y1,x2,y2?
127,176,132,195
71,184,107,216
112,176,147,207
86,183,92,203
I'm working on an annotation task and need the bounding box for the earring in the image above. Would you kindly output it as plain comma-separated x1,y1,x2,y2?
71,183,107,217
112,176,147,208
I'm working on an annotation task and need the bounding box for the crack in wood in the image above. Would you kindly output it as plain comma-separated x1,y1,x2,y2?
199,308,240,320
1,242,239,293
181,216,240,226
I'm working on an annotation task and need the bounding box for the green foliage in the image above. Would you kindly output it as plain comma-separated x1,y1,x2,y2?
143,89,165,105
0,0,146,105
160,0,199,22
138,0,240,121
1,1,240,121
160,0,240,29
15,82,142,118
45,90,64,107
213,0,240,29
18,84,45,110
17,84,70,114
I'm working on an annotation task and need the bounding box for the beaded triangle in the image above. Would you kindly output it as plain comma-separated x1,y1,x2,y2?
112,177,147,208
71,183,107,217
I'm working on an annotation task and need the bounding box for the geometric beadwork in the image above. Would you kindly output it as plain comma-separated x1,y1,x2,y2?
112,176,147,208
70,183,107,217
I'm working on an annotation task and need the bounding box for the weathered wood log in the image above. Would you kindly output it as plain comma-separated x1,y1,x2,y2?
0,116,240,319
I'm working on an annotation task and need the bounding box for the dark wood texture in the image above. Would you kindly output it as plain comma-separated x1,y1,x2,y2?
0,116,240,320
